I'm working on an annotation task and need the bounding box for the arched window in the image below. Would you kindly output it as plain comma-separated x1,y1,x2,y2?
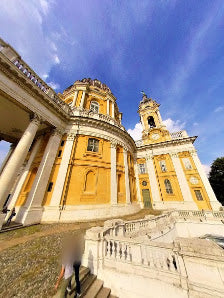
148,116,156,128
90,101,99,113
87,138,99,152
164,179,173,194
85,171,95,192
117,174,122,193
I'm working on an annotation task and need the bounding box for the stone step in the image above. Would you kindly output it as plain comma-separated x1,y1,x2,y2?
67,267,91,297
79,273,97,297
96,287,111,298
109,295,118,298
83,279,103,298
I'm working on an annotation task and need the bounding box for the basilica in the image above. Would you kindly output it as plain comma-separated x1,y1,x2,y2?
0,38,221,227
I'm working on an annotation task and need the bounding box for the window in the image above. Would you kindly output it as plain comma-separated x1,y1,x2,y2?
159,160,167,172
148,116,156,128
164,179,173,194
194,190,203,201
47,182,53,192
85,171,95,192
87,138,99,152
90,101,99,113
139,163,146,174
61,140,65,147
58,150,62,157
182,158,192,170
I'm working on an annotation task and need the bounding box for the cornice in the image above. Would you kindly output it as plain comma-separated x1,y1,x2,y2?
136,136,197,152
0,53,71,123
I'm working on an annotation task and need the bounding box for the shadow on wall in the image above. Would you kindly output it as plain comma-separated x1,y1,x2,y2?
88,249,94,273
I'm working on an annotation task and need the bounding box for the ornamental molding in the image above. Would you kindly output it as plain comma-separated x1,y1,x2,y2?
170,152,179,158
67,133,76,141
30,113,42,125
189,149,197,156
52,128,64,137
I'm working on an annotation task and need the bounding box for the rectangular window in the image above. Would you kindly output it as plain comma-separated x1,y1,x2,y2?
47,182,53,192
159,160,167,172
58,150,62,157
183,158,192,170
61,140,65,147
139,163,146,174
87,138,99,152
194,190,203,201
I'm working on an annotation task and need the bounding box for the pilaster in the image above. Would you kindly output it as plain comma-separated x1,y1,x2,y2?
123,148,131,204
110,142,117,205
72,90,78,107
145,154,161,204
19,128,63,225
190,150,222,210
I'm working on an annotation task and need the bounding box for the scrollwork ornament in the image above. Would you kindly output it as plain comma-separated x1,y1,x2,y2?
30,113,42,125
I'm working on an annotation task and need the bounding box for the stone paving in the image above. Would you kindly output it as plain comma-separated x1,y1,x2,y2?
0,209,160,298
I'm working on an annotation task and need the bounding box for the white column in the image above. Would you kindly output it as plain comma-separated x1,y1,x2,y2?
190,150,222,210
134,161,143,207
0,115,41,209
21,129,62,225
145,155,161,204
72,90,78,107
107,99,110,115
170,153,195,207
111,102,115,118
110,142,117,205
140,115,145,129
50,133,75,207
80,90,86,108
0,143,16,175
157,110,163,124
123,148,131,204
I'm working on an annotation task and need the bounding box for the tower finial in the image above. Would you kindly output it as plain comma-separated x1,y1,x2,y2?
141,90,148,102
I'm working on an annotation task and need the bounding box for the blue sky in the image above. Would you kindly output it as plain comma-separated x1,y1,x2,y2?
0,0,224,174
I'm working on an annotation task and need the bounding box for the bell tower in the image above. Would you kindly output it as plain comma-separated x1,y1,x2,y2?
138,92,171,144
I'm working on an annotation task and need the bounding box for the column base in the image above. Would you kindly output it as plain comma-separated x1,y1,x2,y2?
0,213,6,229
153,201,198,211
16,206,43,225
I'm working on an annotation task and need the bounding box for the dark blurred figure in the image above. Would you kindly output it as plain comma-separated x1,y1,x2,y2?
6,207,16,226
55,234,83,298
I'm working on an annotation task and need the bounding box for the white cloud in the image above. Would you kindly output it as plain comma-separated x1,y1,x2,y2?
214,106,224,113
128,117,186,140
202,164,211,177
47,81,60,90
0,0,59,79
163,118,185,132
127,123,143,140
53,55,60,64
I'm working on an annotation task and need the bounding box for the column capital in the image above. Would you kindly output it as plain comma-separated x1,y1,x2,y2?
123,146,128,152
189,149,197,156
30,113,42,126
145,154,153,161
67,133,76,141
110,141,117,149
170,152,179,158
52,128,64,137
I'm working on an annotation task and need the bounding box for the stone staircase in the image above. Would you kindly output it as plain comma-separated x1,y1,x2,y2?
55,266,117,298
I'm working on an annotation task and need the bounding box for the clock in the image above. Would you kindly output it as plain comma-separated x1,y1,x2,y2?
151,133,160,140
142,181,147,186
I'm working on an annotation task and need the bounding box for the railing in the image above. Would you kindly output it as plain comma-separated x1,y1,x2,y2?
104,236,179,273
0,39,72,116
71,107,125,130
170,130,188,139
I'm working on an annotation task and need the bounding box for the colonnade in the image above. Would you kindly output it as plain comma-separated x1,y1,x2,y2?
0,114,63,227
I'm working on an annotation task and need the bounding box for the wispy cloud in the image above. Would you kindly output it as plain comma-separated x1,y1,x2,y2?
214,106,224,113
128,123,143,141
47,81,60,90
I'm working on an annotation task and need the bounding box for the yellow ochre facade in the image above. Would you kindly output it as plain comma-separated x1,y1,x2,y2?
4,78,221,224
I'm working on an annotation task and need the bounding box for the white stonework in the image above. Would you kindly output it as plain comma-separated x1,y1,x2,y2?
80,91,86,108
6,137,43,219
190,150,221,210
170,152,195,204
145,155,161,205
110,143,117,205
17,129,62,225
50,133,75,209
0,115,41,209
123,149,131,204
134,161,143,207
72,90,78,107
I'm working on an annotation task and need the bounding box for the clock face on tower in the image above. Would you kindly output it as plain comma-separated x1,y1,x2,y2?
151,133,160,140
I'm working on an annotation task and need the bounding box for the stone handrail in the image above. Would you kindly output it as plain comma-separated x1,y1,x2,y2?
0,38,72,116
104,235,179,273
71,107,125,130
